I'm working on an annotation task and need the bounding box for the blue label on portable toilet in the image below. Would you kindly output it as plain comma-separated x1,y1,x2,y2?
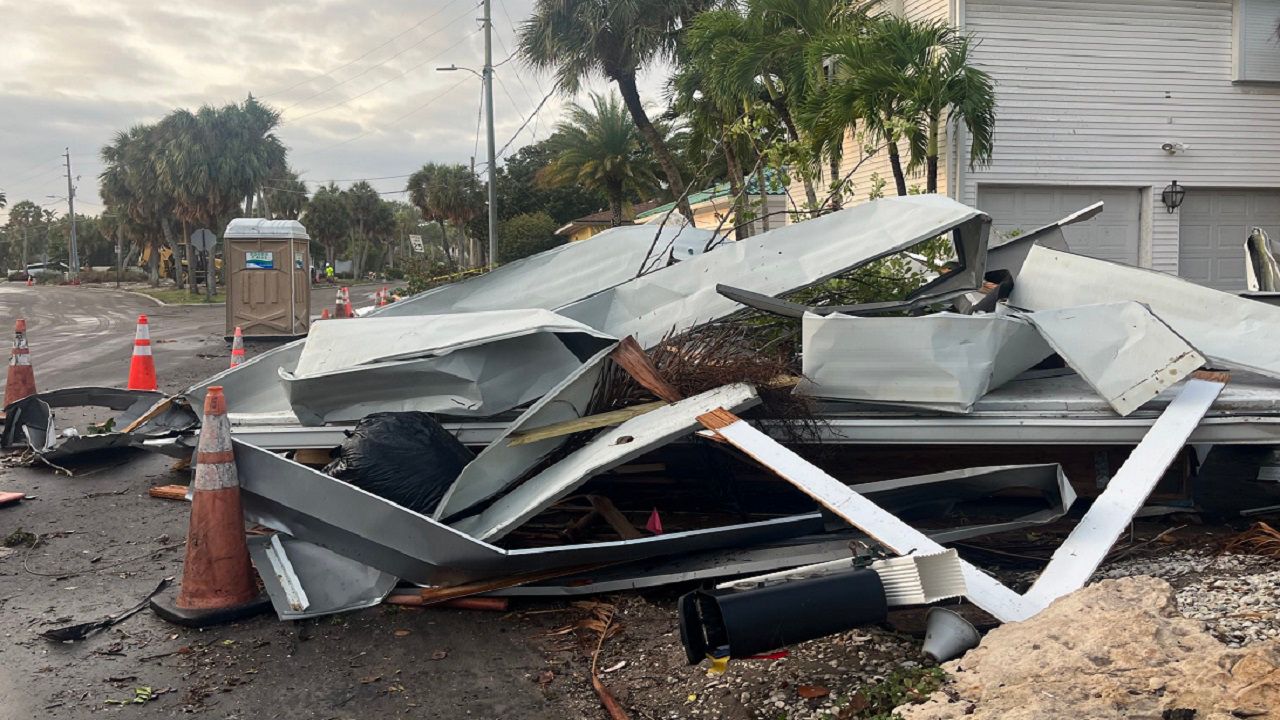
246,251,274,270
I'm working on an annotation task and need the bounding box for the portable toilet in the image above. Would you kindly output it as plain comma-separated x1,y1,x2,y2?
224,218,311,338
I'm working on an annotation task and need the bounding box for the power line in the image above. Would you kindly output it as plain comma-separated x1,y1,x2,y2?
258,0,470,100
488,84,556,165
295,74,473,158
285,28,482,123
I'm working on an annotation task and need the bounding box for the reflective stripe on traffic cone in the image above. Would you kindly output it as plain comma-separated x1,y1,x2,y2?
229,327,245,368
3,319,36,407
342,287,354,318
334,287,344,319
378,287,388,307
150,386,268,627
127,315,158,391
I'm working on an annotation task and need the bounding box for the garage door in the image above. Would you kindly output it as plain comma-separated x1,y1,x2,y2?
977,186,1141,265
1179,189,1280,291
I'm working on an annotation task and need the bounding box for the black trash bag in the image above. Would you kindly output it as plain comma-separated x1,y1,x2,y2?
324,412,474,515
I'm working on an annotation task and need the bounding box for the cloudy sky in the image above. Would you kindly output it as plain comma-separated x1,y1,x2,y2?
0,0,669,220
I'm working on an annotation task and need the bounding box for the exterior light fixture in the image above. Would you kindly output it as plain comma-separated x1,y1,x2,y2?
1161,181,1185,213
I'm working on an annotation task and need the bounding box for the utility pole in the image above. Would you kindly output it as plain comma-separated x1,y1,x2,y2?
482,0,498,269
64,148,79,279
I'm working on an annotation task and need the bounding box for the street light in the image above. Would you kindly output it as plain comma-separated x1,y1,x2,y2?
437,1,498,270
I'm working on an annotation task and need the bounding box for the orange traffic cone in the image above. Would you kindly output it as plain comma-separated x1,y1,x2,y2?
343,287,354,318
127,315,158,391
150,386,268,627
3,319,36,407
320,308,330,321
25,277,32,287
229,327,245,368
378,287,388,307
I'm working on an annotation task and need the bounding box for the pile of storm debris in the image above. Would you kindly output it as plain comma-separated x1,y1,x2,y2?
12,194,1280,666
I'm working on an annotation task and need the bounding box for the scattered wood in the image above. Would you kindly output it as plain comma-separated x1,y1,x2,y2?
147,485,188,501
507,402,668,446
589,604,631,720
437,597,509,612
587,495,642,540
610,336,683,403
120,397,173,434
382,563,605,606
0,491,25,507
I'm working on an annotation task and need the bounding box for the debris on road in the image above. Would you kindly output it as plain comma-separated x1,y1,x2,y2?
21,194,1280,716
40,577,172,642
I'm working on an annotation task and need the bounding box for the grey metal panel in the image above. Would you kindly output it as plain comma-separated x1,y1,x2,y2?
233,439,825,587
434,344,617,520
978,186,1140,266
1018,302,1206,416
248,535,397,621
798,310,1053,413
559,195,990,348
1011,245,1280,381
1178,188,1280,291
451,383,762,541
192,224,710,420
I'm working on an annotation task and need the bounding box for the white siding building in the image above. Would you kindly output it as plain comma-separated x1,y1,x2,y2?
820,0,1280,290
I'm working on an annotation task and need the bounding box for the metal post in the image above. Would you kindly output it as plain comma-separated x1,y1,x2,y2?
482,0,497,269
64,148,79,279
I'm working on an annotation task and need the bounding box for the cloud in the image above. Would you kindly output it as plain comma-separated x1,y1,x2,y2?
0,0,671,220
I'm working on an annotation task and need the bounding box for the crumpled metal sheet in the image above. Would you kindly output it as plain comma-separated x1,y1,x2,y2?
450,383,762,541
433,343,617,521
1,388,197,462
559,195,990,348
191,225,711,421
797,309,1054,413
232,438,825,587
247,534,397,621
1011,245,1280,381
279,310,616,424
1018,302,1206,417
1246,227,1280,292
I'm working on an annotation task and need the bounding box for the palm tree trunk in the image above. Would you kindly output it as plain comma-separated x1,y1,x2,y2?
437,220,456,270
761,80,819,209
828,154,843,210
887,140,908,197
608,194,624,227
926,116,940,194
756,162,772,234
614,72,693,223
148,237,160,287
258,189,272,220
723,141,747,240
161,219,182,287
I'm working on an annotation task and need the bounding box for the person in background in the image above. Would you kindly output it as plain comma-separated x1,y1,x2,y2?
324,262,335,284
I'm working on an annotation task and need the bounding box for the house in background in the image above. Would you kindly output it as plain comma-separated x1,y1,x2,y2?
554,201,660,242
817,0,1280,290
637,171,792,236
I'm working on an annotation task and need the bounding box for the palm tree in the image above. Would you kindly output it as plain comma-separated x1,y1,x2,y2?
432,165,485,266
540,93,660,227
100,125,172,286
0,190,7,210
344,181,395,278
262,168,309,220
686,0,879,209
519,0,714,222
667,65,752,237
406,163,455,268
818,17,994,195
305,183,351,267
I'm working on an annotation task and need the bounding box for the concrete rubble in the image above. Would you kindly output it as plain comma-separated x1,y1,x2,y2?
895,577,1280,720
18,193,1280,716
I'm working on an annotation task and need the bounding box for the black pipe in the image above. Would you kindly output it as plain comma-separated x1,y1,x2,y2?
678,568,888,664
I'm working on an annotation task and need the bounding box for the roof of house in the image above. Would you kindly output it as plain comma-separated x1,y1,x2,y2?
554,200,661,236
635,169,789,221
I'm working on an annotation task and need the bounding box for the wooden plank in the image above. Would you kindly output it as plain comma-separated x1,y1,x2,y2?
610,336,683,402
587,495,643,540
507,402,668,446
148,485,188,501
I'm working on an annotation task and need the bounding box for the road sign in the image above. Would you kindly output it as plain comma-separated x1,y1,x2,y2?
409,234,424,253
190,228,217,253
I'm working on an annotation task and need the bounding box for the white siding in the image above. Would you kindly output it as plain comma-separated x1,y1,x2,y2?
960,0,1280,272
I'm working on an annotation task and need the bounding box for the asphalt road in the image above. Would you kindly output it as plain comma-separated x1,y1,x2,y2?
0,280,569,719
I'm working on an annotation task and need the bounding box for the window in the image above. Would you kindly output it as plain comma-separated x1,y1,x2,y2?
1236,0,1280,83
